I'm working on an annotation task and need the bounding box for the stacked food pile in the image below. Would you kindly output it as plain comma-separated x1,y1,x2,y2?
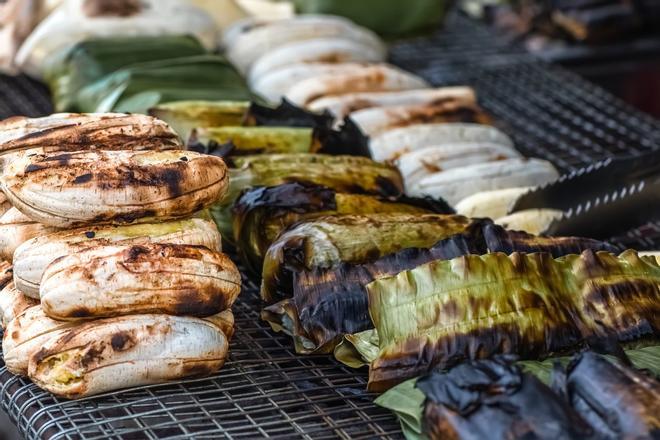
223,14,564,234
0,2,658,437
0,113,241,399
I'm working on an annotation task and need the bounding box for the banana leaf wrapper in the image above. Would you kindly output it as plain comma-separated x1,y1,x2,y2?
76,55,252,114
264,220,617,357
260,213,473,304
188,118,371,160
189,126,317,158
233,182,454,275
376,348,660,440
293,0,450,37
149,101,250,140
243,100,371,157
366,250,660,391
210,154,404,241
245,100,335,129
417,356,594,440
45,35,207,112
555,351,660,439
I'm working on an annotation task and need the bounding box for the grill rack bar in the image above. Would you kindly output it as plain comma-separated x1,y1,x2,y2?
1,12,659,440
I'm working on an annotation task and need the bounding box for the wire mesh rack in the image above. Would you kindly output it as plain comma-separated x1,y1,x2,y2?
1,12,660,440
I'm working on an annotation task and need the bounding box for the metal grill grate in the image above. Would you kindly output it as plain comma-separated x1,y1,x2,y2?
1,13,660,440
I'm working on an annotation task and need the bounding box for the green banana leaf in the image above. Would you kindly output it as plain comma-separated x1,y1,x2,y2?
293,0,451,37
76,55,252,114
209,153,404,242
375,347,660,440
45,35,207,112
190,126,316,157
149,101,250,140
366,250,660,391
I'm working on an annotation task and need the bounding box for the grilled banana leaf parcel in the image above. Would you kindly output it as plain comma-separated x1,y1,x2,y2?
375,350,660,440
366,250,660,391
415,356,595,440
233,182,453,274
149,101,250,140
45,35,207,112
76,55,252,114
556,352,660,439
261,213,473,303
189,126,317,157
263,221,618,355
210,154,404,239
154,99,370,159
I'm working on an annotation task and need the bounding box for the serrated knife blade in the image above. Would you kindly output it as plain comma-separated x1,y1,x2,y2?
509,150,660,213
545,178,660,239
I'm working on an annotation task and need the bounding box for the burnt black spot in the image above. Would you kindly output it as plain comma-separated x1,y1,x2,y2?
179,156,188,161
33,348,49,364
69,307,92,318
73,173,93,184
364,248,382,262
81,344,105,367
125,245,151,262
161,168,183,197
181,362,215,377
171,286,224,316
95,209,156,224
85,231,96,239
110,332,133,351
375,176,403,197
24,164,46,173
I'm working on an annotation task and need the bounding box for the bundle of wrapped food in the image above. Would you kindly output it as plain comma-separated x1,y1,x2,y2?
376,353,660,440
362,249,659,391
0,112,241,399
224,14,561,232
260,219,618,355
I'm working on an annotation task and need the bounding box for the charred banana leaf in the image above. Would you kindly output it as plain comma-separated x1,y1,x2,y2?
366,250,660,391
234,182,453,274
416,356,595,440
187,120,371,160
264,221,617,355
211,154,404,240
555,352,660,439
149,101,250,140
244,100,335,129
375,349,660,440
189,126,317,157
260,213,473,303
